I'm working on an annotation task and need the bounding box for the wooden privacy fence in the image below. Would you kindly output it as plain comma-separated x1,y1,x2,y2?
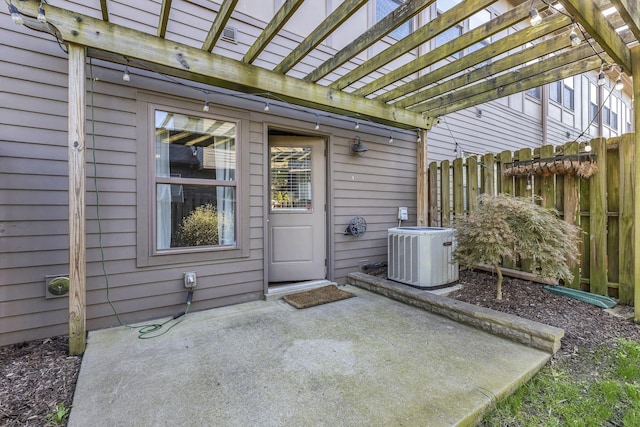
427,134,635,304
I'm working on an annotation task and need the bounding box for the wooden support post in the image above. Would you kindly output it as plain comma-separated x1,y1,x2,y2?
417,129,428,226
619,134,635,304
68,44,87,355
632,45,640,322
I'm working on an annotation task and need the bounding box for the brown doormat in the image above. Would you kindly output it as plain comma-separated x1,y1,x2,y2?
283,285,355,309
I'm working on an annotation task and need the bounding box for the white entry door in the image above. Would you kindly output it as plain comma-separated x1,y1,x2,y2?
268,136,326,283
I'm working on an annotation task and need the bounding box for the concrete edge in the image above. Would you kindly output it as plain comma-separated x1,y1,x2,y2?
458,354,551,427
347,272,564,354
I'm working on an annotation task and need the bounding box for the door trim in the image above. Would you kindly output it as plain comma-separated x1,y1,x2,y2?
263,126,331,292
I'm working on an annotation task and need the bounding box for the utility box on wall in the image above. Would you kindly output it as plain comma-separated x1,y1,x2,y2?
387,227,458,289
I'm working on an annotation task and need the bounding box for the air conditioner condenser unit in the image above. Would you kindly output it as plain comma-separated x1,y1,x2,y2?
387,227,458,289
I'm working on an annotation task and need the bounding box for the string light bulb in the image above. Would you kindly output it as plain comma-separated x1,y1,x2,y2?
526,176,532,191
122,62,131,82
453,144,458,156
354,121,360,130
584,140,592,152
569,25,581,47
388,131,394,144
529,8,542,26
37,1,47,23
263,99,270,112
314,117,320,130
614,69,624,90
203,91,210,112
9,2,24,25
416,133,421,143
597,62,606,86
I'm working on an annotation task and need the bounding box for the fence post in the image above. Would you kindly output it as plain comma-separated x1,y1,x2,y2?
619,134,635,304
453,158,464,218
590,137,608,296
499,150,513,196
441,160,450,226
428,162,438,227
517,148,533,272
563,142,580,289
633,47,640,322
482,153,494,196
467,156,478,213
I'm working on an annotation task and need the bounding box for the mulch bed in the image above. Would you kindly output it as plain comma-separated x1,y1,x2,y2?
1,269,638,426
1,337,81,427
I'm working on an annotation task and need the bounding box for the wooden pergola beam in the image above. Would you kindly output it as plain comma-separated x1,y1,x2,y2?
353,0,541,97
423,55,602,116
561,0,632,72
400,30,574,109
243,0,304,64
609,0,640,42
384,13,570,105
100,0,109,22
67,44,86,356
330,0,497,91
273,0,368,74
25,4,429,129
202,0,239,52
304,0,435,83
157,0,172,38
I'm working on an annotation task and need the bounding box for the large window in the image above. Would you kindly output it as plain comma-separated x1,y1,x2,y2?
154,110,237,251
376,0,413,40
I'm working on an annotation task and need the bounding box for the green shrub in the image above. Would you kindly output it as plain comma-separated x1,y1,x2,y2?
453,194,580,300
177,204,226,247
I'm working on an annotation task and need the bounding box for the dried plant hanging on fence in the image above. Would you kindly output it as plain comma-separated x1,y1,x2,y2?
502,154,598,179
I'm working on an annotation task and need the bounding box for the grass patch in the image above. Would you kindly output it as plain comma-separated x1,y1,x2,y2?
482,339,640,426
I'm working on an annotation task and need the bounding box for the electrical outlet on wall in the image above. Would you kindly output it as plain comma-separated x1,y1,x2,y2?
398,207,408,221
184,272,197,288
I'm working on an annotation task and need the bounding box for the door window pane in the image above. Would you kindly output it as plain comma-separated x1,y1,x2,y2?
271,147,313,211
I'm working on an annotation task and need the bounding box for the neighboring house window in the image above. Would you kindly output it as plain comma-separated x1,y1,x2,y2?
154,110,237,251
604,95,619,132
468,9,491,54
563,77,574,110
549,78,574,111
436,0,463,59
376,0,412,40
624,104,632,132
526,87,541,100
589,82,598,122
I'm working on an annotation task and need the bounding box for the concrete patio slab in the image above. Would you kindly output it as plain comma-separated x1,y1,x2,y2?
68,285,550,427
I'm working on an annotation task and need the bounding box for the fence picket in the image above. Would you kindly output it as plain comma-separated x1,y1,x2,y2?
589,137,608,296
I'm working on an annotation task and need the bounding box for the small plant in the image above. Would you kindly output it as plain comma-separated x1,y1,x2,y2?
45,402,71,425
453,194,580,300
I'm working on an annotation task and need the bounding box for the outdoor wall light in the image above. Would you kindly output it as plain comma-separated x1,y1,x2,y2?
350,136,368,154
